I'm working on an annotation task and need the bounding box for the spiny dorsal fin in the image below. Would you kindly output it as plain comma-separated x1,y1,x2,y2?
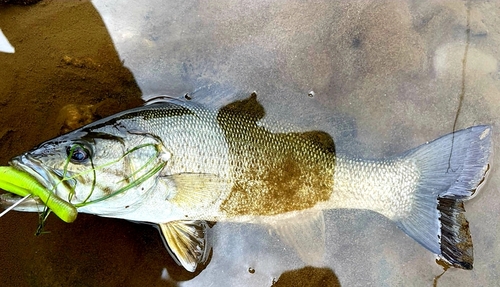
272,211,326,266
158,220,209,272
142,95,186,106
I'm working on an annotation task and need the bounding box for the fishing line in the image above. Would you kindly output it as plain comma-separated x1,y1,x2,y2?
73,143,165,207
447,0,470,173
57,143,157,206
0,194,31,218
36,207,52,236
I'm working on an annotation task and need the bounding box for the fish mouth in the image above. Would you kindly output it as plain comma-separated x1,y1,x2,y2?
2,154,79,224
0,192,44,212
9,154,73,202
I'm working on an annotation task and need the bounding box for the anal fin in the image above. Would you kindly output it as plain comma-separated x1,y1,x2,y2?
272,211,326,266
158,220,210,272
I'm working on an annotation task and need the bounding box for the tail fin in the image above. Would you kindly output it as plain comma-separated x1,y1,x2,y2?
396,125,492,269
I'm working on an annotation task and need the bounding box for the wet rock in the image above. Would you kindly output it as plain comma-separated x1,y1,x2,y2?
61,55,100,70
57,104,96,134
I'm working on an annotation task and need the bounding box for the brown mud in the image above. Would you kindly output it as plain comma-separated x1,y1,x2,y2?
0,1,180,286
272,266,341,287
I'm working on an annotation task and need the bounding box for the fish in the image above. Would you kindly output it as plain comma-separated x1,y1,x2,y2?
0,93,492,272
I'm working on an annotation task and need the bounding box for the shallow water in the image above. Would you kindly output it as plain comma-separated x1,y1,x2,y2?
0,0,499,286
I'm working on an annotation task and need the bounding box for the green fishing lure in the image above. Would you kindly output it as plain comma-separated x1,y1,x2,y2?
0,166,77,223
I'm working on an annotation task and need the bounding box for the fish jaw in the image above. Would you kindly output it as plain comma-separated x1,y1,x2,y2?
9,154,75,208
0,193,45,212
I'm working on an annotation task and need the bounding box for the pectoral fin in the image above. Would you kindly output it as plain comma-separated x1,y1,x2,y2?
272,211,326,266
158,220,209,272
160,173,228,209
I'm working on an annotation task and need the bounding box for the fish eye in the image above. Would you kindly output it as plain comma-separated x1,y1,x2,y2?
66,144,90,164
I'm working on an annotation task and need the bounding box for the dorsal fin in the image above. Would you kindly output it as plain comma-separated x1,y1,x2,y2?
143,94,188,106
219,92,264,122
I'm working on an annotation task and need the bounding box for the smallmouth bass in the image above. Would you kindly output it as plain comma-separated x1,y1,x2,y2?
0,93,492,272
